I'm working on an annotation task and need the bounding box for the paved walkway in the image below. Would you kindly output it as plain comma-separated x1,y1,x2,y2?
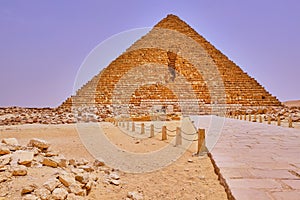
209,117,300,200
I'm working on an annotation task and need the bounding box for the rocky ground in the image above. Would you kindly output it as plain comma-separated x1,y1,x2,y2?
230,106,300,123
0,123,228,200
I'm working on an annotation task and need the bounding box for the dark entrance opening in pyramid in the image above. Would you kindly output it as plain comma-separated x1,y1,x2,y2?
60,14,281,118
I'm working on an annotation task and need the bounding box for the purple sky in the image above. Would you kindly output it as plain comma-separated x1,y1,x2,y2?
1,0,299,108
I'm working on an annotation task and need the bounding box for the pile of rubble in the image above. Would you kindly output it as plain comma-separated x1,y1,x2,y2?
0,106,114,126
0,138,143,200
264,106,300,122
231,106,300,122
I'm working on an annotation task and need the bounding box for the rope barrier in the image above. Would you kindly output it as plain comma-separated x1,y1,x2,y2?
166,133,176,137
181,135,198,142
181,129,197,136
166,128,177,132
154,126,162,131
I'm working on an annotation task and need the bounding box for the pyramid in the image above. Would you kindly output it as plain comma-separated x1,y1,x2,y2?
60,14,281,115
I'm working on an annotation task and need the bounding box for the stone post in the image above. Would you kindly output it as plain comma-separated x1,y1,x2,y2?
132,122,135,132
162,126,167,140
197,129,205,155
268,116,271,124
288,116,293,128
259,115,263,123
150,124,154,138
175,127,182,146
253,114,257,122
141,123,145,134
126,121,129,130
277,116,281,126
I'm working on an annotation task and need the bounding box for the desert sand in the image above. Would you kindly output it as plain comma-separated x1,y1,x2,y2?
283,100,300,108
0,122,228,200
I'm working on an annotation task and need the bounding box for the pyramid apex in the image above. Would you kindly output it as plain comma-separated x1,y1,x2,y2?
154,14,191,30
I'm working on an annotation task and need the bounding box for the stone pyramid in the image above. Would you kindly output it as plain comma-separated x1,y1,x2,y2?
60,14,281,115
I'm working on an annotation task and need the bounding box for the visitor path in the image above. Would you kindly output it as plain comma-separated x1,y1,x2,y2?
207,117,300,200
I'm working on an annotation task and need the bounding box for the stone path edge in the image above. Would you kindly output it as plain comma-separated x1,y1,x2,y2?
208,152,235,200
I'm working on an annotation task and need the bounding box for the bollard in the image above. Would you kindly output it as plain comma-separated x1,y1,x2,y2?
141,123,145,134
259,115,263,123
268,116,271,124
277,116,281,126
249,114,252,122
162,126,167,140
132,122,135,132
239,115,242,120
253,114,257,122
288,117,293,128
150,124,154,138
197,129,206,155
244,114,247,121
126,121,129,130
175,127,182,146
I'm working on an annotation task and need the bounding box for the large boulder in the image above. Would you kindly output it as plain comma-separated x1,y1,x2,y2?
11,165,27,176
27,138,50,150
0,144,10,155
58,174,76,187
51,188,68,200
12,150,34,166
43,178,60,192
1,138,19,146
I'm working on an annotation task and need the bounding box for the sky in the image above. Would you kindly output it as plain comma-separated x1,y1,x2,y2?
0,0,299,108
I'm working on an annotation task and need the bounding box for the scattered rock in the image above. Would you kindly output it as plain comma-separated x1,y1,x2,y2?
0,154,12,166
22,194,38,200
0,144,10,155
58,174,76,187
0,172,11,183
109,172,120,180
1,138,19,146
21,184,37,195
34,188,51,200
11,165,27,176
43,178,60,192
75,173,89,184
66,193,85,200
13,150,34,166
85,180,94,191
53,155,67,168
187,159,193,163
51,188,68,200
93,158,105,167
68,159,77,167
42,158,58,168
45,151,59,157
109,179,121,186
127,191,144,200
71,168,84,175
69,183,86,196
77,158,89,166
28,138,50,150
78,165,94,172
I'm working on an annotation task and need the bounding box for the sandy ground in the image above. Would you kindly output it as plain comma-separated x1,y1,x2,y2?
0,122,228,200
283,100,300,107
